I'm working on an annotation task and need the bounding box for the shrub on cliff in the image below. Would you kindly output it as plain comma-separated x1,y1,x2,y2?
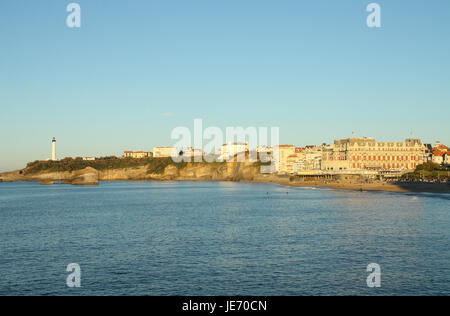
23,156,267,175
146,158,172,174
24,157,152,174
402,162,450,181
416,161,449,171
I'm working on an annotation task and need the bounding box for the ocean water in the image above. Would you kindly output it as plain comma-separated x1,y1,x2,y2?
0,181,449,296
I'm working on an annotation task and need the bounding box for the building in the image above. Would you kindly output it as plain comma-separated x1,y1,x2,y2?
257,145,272,153
434,141,447,150
302,147,323,171
284,146,324,174
286,152,304,174
256,145,272,162
51,137,56,161
219,142,249,161
83,157,96,161
423,144,433,162
432,153,444,165
445,152,450,166
431,141,449,165
273,145,296,174
123,151,153,159
153,147,177,158
181,147,204,161
256,145,272,155
274,145,324,174
321,137,424,172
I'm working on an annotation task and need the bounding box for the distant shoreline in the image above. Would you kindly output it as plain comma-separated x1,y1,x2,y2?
285,181,450,194
1,176,449,195
1,161,449,194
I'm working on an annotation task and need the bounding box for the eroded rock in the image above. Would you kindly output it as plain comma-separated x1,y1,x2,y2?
70,167,99,185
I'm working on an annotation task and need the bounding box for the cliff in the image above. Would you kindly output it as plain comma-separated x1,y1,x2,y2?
98,161,280,182
0,161,283,185
71,167,99,185
1,162,448,193
0,167,99,185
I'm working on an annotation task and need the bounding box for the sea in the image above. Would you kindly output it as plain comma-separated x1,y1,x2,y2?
0,181,449,296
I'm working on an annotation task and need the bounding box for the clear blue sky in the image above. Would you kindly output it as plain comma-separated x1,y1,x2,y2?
1,0,449,171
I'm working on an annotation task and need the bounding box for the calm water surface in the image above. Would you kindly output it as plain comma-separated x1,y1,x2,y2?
0,181,449,296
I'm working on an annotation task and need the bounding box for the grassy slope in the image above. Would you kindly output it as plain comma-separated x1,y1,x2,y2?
401,162,450,181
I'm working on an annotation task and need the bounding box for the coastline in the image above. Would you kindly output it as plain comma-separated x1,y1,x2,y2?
286,181,450,194
1,164,449,194
1,175,449,195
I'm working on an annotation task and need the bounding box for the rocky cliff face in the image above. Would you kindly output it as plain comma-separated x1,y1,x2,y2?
97,162,267,182
71,167,99,185
0,162,284,185
0,167,98,185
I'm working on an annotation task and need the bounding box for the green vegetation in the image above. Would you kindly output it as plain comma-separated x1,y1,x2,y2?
253,160,272,167
416,161,449,172
402,162,450,181
23,156,264,175
146,158,175,175
24,157,171,175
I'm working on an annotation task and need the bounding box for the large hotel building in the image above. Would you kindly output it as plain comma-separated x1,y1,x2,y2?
321,137,424,172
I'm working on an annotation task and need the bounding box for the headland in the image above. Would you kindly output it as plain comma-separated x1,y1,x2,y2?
1,157,449,194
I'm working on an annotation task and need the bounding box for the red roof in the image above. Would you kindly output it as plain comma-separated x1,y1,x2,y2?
434,145,448,151
276,145,295,148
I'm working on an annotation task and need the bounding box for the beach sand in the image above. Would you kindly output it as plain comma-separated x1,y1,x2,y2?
287,181,450,194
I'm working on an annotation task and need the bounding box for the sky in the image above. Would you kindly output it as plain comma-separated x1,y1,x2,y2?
1,0,449,171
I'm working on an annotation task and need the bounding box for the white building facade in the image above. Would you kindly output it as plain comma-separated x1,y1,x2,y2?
321,138,424,172
153,147,177,158
445,154,450,166
219,142,249,161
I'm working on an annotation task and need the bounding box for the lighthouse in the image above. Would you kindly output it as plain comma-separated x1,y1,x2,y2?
52,137,56,161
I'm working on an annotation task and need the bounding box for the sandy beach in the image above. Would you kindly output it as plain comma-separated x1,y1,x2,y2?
1,166,449,194
287,181,450,194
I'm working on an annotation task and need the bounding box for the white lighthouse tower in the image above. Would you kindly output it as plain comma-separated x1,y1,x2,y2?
51,137,56,161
